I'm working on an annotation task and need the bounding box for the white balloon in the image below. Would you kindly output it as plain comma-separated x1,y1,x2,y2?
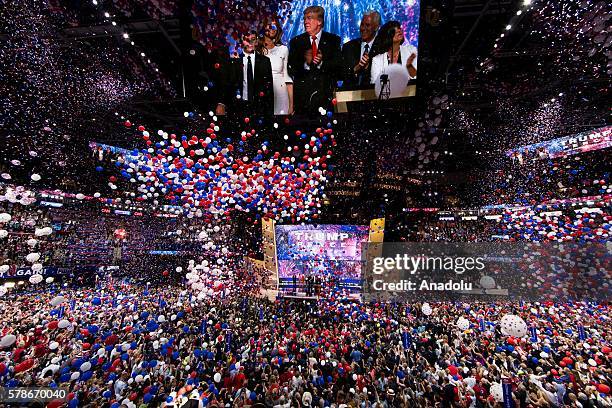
70,371,81,380
0,213,11,223
0,334,16,347
457,317,470,331
0,265,9,274
422,303,432,316
46,277,54,283
0,230,7,239
158,315,166,323
58,319,70,329
27,238,38,247
31,173,41,181
214,372,222,383
49,341,59,350
80,361,92,372
500,314,528,338
31,263,43,272
0,287,7,296
26,252,41,263
50,296,66,306
479,276,496,289
29,274,43,284
490,383,503,402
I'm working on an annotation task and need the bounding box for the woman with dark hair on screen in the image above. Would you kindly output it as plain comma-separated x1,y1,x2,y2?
370,20,417,85
257,17,294,115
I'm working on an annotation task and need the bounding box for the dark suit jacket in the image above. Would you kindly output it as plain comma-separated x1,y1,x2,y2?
341,38,375,90
288,31,342,114
219,54,274,116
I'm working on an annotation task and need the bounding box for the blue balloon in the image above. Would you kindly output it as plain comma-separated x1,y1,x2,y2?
103,390,112,399
144,393,153,403
69,399,79,408
92,297,101,306
111,403,120,408
81,370,93,381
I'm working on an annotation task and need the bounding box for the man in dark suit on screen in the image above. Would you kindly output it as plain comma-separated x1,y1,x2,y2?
216,31,274,117
341,11,381,90
288,6,342,115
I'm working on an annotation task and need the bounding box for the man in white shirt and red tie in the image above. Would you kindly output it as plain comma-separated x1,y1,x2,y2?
288,6,342,116
216,31,273,117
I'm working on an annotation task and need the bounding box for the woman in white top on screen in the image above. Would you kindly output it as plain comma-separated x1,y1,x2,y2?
257,17,294,115
370,21,418,85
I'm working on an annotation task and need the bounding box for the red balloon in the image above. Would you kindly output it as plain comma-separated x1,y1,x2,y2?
597,384,610,394
14,359,34,373
448,365,458,376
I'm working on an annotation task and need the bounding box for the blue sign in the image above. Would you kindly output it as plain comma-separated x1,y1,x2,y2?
502,378,514,408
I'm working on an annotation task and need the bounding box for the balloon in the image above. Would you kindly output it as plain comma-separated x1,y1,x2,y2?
0,334,17,348
49,341,59,350
597,384,610,394
0,230,7,239
26,252,40,263
214,372,221,383
50,296,66,306
58,320,70,329
500,314,528,338
490,383,503,402
29,274,43,284
457,317,470,331
80,362,92,372
421,303,432,316
479,275,496,289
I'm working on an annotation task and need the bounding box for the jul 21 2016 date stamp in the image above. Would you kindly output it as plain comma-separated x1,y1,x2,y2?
0,387,67,403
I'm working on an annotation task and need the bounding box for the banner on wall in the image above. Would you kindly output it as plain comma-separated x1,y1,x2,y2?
507,126,611,160
0,266,69,280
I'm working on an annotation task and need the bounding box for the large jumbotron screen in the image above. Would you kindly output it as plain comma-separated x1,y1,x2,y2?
281,0,421,59
275,224,369,279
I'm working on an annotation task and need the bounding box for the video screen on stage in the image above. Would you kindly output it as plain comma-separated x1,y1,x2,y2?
275,224,369,279
281,1,421,54
227,1,421,110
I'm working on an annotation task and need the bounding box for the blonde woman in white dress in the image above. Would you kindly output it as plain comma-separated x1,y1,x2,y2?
258,18,294,115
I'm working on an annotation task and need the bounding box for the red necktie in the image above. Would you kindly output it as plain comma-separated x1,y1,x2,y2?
311,35,318,60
